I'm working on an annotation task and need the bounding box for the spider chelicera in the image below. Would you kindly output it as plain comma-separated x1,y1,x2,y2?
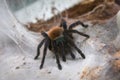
34,19,89,70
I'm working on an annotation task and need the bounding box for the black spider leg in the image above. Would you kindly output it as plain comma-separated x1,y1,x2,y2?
66,30,89,38
66,43,76,59
63,32,76,59
34,32,49,59
53,41,62,70
40,38,50,69
34,38,46,59
48,40,52,50
41,31,49,37
63,33,85,59
60,19,67,30
69,21,88,29
58,42,66,62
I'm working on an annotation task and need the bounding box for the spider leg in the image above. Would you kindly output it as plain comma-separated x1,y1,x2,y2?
69,21,88,29
66,30,89,38
60,19,67,30
53,41,62,70
40,38,50,69
64,34,85,59
69,50,76,59
71,43,85,59
59,42,66,62
66,33,74,39
34,38,46,60
48,40,52,50
41,32,49,37
66,43,76,59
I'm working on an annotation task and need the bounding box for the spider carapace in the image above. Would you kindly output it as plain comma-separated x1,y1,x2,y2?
34,19,89,70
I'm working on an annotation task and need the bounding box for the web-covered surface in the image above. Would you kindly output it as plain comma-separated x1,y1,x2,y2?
0,0,120,80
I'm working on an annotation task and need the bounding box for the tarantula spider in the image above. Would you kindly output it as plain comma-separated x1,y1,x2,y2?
34,19,89,70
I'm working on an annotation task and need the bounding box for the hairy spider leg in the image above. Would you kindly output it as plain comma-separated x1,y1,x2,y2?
68,35,85,59
41,31,49,37
55,37,66,62
34,38,46,59
65,43,76,59
60,19,67,30
65,32,74,39
58,42,66,62
66,30,89,38
48,40,52,50
64,33,85,59
40,38,50,69
53,41,62,70
69,21,88,29
34,32,49,59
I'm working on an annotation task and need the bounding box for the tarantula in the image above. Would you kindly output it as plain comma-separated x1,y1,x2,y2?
34,19,89,70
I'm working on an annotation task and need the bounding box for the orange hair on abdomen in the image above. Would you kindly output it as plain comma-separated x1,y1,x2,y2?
47,26,63,40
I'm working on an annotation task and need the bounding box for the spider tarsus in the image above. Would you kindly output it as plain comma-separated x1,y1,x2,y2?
34,56,38,60
77,49,86,59
34,53,39,59
40,65,43,69
58,64,62,70
86,35,90,38
81,33,90,38
81,53,85,59
71,53,76,59
62,57,66,62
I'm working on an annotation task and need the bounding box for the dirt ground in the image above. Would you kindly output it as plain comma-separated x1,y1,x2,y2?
26,0,120,32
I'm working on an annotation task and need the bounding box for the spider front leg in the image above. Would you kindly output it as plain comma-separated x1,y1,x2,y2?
53,41,62,70
34,38,46,59
69,21,88,29
40,38,50,69
34,32,49,59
